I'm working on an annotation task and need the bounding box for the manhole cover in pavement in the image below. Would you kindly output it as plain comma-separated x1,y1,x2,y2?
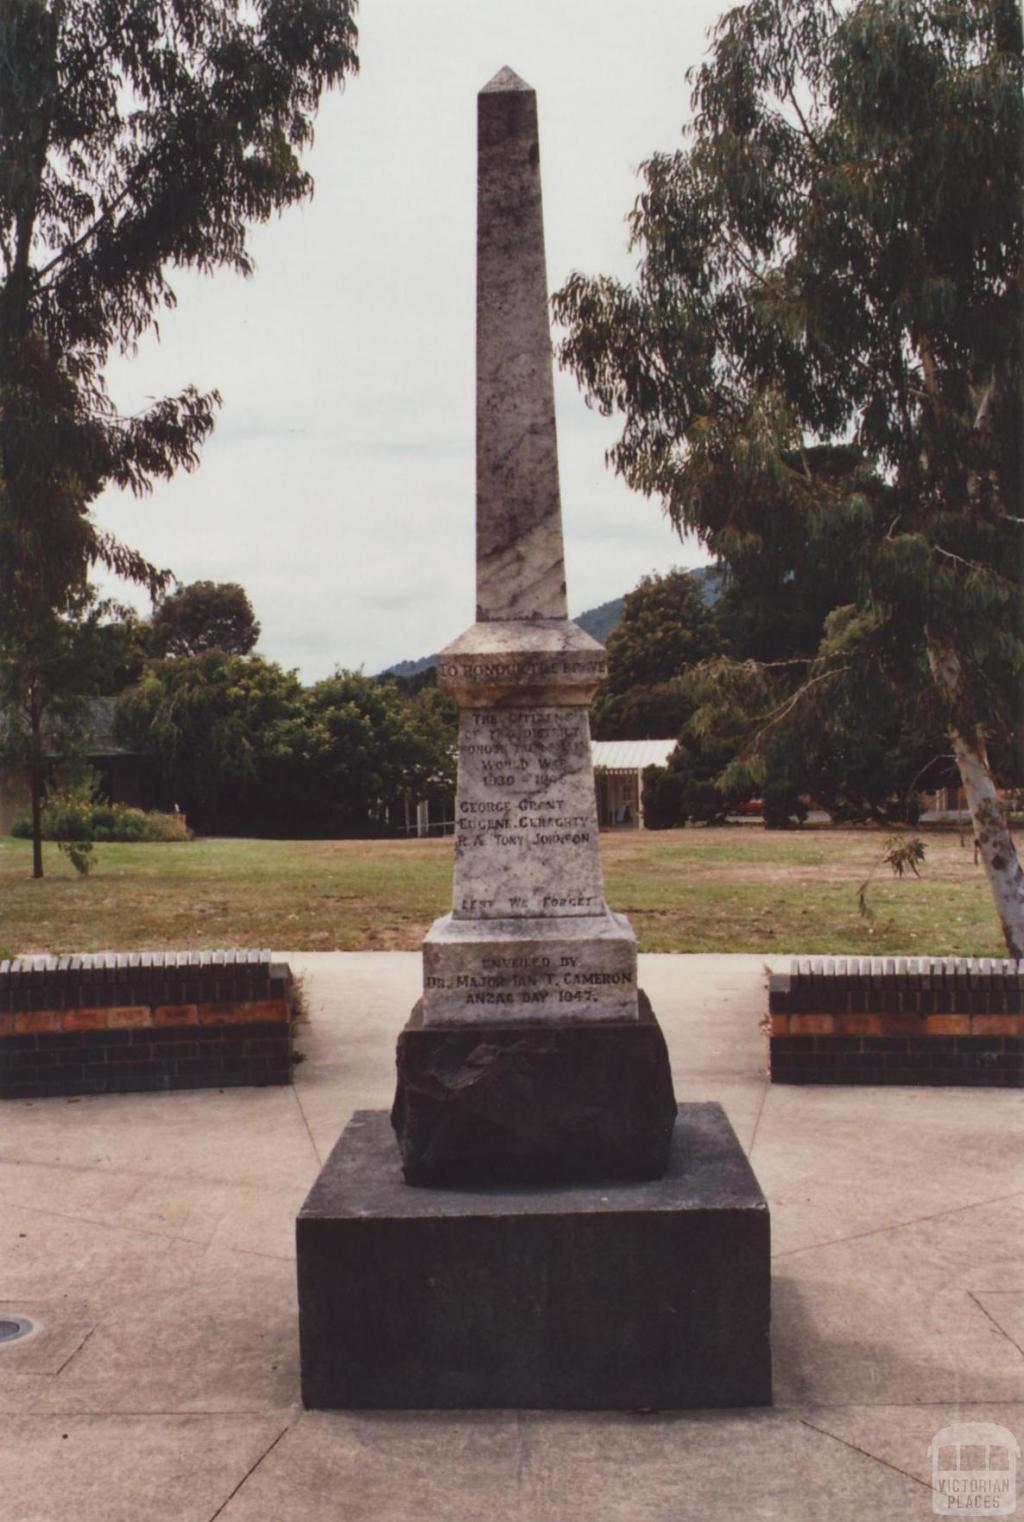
0,1317,33,1344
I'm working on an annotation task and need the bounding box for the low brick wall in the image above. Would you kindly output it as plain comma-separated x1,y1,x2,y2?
769,957,1023,1087
0,951,294,1100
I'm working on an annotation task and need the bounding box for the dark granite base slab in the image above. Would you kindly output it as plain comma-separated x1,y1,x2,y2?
391,990,677,1184
296,1103,771,1411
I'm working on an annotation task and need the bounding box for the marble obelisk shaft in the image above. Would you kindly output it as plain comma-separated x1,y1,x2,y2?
476,68,567,623
421,68,639,1028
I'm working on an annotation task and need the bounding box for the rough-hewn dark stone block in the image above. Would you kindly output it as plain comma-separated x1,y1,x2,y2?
391,990,677,1185
297,1103,771,1412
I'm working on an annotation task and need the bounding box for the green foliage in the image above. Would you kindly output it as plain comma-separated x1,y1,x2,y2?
59,839,94,876
115,650,307,834
150,581,261,658
555,0,1022,726
884,837,928,879
303,672,456,838
0,0,359,619
0,1,358,874
115,657,457,838
555,0,1022,885
639,764,686,830
0,587,139,874
858,834,928,922
592,568,720,739
11,786,191,844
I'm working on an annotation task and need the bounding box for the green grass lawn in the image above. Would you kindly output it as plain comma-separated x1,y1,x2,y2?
0,824,1006,958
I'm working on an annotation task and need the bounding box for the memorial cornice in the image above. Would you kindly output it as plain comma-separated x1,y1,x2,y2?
436,619,607,707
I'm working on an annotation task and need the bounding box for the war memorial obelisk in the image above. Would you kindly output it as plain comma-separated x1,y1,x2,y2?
296,70,771,1411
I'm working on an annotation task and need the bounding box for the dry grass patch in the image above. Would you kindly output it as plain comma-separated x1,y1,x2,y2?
0,824,1004,958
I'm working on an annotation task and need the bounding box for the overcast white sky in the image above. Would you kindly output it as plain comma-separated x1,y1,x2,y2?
92,0,726,680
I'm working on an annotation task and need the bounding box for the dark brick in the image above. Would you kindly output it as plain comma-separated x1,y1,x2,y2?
79,1028,133,1047
4,1050,44,1071
77,1047,111,1068
106,1044,157,1063
887,1049,931,1070
109,1074,174,1094
841,1052,890,1070
47,1063,85,1081
130,1025,197,1045
168,1055,218,1075
243,1037,289,1056
932,1049,1001,1070
101,1061,163,1083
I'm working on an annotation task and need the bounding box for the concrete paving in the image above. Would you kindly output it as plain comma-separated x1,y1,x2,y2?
1,951,1021,1521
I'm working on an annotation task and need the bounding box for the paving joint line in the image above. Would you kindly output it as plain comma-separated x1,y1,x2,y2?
0,1197,213,1249
291,1082,324,1169
782,1399,1024,1412
19,1409,300,1418
53,1321,101,1377
773,1189,1024,1260
968,1290,1024,1359
206,1419,296,1522
746,1080,771,1159
796,1415,933,1494
1,1196,294,1264
0,1157,306,1191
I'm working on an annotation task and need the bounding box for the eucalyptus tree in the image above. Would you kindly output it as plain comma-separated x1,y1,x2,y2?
150,580,261,657
554,0,1024,951
591,568,720,740
0,0,358,872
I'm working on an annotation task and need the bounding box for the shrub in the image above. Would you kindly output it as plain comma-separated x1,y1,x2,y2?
11,794,191,843
640,766,686,830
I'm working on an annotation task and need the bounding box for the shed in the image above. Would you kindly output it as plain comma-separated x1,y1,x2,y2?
591,739,678,829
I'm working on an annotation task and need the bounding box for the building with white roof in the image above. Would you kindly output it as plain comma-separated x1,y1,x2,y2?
591,738,678,829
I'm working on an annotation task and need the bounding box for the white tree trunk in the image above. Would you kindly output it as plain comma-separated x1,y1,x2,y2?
929,642,1024,958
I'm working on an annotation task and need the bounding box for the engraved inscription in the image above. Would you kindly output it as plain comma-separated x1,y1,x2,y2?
422,921,640,1024
451,707,604,920
425,952,633,1009
438,655,606,685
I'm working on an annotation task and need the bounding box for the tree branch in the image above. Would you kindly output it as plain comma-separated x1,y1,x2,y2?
751,665,849,744
784,86,827,166
36,178,137,284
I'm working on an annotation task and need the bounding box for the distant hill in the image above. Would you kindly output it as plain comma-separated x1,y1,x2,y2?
574,596,623,644
379,565,721,680
689,563,724,606
382,652,438,680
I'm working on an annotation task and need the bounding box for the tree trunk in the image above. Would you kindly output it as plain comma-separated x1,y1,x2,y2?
929,643,1024,957
28,694,43,880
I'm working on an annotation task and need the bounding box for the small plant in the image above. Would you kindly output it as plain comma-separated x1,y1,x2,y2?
59,839,95,876
881,836,927,878
857,835,927,925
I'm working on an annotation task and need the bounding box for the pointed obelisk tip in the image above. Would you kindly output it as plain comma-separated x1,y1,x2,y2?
480,65,533,95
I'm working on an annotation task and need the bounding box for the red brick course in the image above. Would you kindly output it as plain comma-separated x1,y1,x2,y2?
769,957,1024,1086
0,952,294,1099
